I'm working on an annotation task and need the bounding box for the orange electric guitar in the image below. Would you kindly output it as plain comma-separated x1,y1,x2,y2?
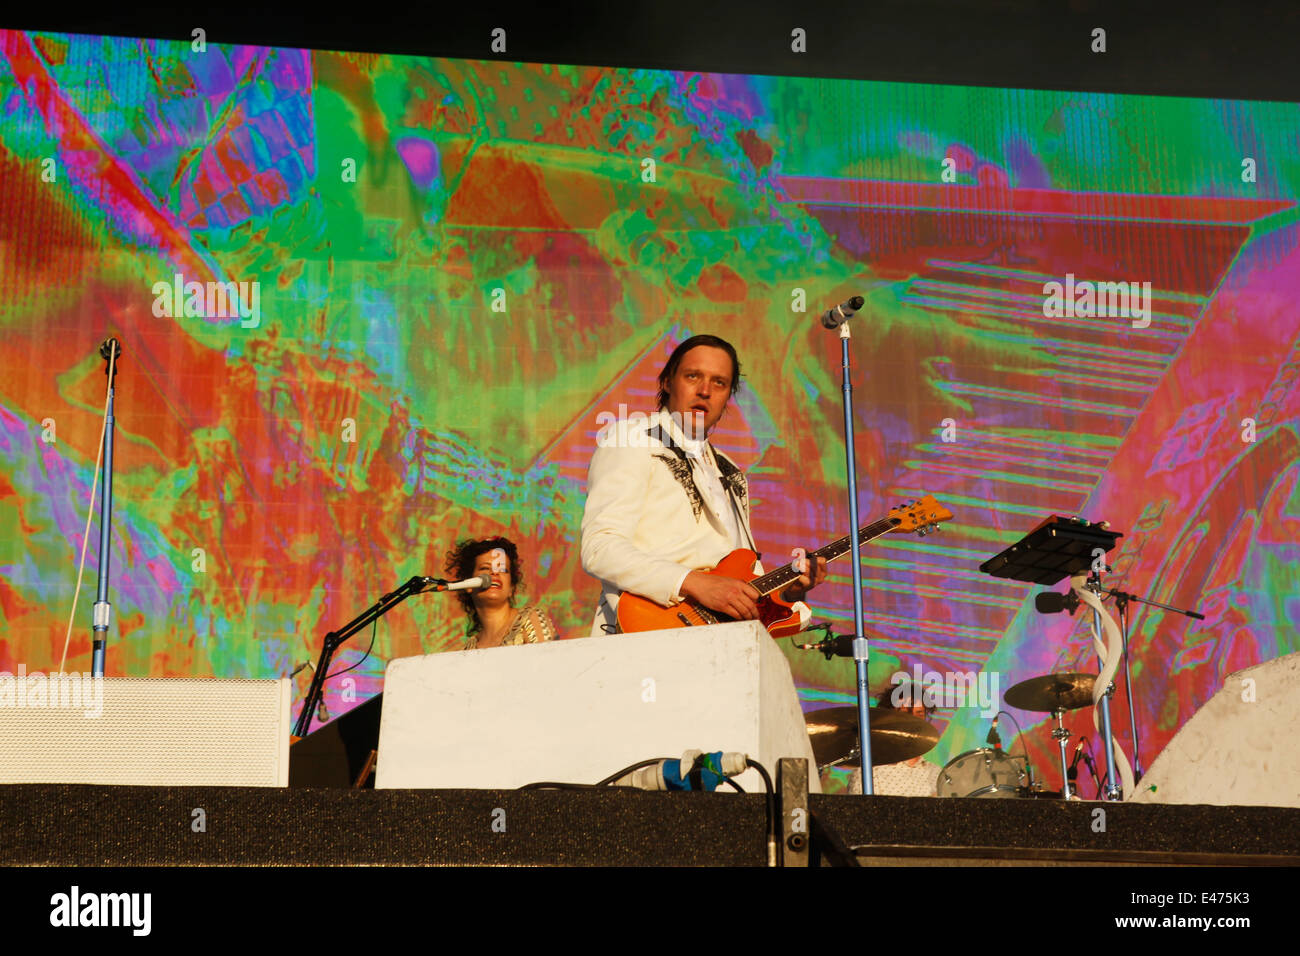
615,495,954,637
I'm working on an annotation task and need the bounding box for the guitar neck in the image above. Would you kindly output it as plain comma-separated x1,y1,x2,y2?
750,515,901,598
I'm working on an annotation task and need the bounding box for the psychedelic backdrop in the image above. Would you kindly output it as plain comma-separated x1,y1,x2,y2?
2,30,1297,791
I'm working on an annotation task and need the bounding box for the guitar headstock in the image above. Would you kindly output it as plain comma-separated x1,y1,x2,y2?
888,495,954,536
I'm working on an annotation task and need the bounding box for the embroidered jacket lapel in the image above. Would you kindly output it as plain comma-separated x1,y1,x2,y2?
645,422,708,522
646,416,749,537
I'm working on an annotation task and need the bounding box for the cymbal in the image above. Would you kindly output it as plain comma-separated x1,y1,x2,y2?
805,706,940,767
1004,672,1096,712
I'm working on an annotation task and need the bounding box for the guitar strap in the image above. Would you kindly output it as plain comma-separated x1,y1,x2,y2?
711,444,758,556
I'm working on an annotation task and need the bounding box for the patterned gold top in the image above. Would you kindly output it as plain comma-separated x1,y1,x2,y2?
465,604,557,650
849,759,940,797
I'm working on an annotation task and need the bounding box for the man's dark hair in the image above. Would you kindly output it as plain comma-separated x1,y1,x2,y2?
878,682,936,719
443,536,523,637
655,334,743,410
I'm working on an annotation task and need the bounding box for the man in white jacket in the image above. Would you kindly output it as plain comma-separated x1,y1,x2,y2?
580,334,826,637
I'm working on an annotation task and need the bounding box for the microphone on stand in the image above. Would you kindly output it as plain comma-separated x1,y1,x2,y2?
1034,589,1081,616
819,295,865,329
1066,738,1085,781
986,713,1002,749
1081,749,1101,791
792,625,858,660
424,575,492,592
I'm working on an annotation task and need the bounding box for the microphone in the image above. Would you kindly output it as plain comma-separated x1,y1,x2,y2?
986,713,1002,749
792,626,857,659
1081,749,1100,788
812,634,857,659
449,576,491,592
820,295,865,329
1066,738,1085,781
1034,589,1080,615
425,576,492,592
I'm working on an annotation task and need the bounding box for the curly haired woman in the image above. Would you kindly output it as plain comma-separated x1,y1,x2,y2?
444,536,557,649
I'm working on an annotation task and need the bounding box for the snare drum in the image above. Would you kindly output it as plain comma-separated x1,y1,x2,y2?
937,748,1027,798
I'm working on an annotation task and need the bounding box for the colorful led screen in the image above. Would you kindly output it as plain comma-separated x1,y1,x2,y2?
2,29,1298,790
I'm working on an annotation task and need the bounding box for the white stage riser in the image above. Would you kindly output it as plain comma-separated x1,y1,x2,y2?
376,621,820,793
1132,652,1300,808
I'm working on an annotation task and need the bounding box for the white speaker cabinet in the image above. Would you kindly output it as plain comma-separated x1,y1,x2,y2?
0,676,291,787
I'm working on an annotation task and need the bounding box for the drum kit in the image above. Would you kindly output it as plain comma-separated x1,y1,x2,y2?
806,670,1102,799
807,707,940,767
799,514,1188,799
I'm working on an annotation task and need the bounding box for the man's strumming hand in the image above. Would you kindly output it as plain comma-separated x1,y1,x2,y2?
680,571,761,620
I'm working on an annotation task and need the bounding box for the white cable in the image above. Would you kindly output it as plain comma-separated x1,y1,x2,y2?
58,343,118,674
1071,572,1136,798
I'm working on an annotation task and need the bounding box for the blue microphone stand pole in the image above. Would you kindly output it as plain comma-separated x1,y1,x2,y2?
827,306,875,794
91,339,122,678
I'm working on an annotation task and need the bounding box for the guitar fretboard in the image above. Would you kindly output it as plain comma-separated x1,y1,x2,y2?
751,516,901,597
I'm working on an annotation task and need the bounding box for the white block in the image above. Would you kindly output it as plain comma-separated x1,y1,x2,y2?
376,621,820,793
1131,652,1300,807
0,676,291,786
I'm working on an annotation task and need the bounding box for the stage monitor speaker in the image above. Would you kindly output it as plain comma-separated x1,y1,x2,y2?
376,621,819,793
289,692,383,787
0,676,291,786
1131,652,1300,808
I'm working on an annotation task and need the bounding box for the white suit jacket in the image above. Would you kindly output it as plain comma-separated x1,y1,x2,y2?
580,410,758,637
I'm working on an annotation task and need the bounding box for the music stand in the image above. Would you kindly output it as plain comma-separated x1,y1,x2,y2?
980,514,1122,585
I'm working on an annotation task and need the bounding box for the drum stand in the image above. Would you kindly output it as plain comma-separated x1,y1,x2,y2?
1050,707,1073,799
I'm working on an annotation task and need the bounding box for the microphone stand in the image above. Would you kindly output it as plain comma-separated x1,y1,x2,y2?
831,320,875,794
1098,585,1203,781
1081,573,1123,799
293,575,436,738
91,339,122,678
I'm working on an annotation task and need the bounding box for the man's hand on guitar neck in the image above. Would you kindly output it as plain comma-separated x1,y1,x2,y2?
780,555,828,604
679,571,761,621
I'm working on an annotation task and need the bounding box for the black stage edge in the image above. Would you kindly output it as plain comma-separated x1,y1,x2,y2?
4,784,1298,867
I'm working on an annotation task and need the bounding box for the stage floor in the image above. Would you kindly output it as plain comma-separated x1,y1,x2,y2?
4,785,1297,866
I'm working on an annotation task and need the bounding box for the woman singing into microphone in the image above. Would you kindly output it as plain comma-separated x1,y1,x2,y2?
445,536,558,649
